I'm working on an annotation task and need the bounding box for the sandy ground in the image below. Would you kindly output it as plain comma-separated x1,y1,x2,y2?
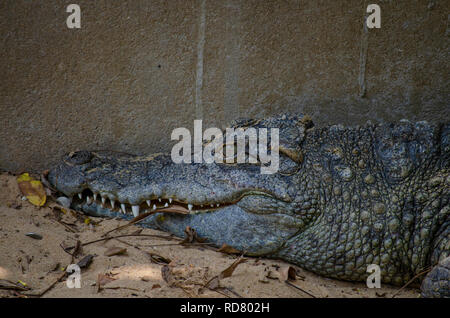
0,172,419,298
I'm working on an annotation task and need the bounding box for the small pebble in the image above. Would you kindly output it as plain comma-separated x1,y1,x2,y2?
56,196,72,208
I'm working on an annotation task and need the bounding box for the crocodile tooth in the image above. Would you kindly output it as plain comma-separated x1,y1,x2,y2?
210,204,214,207
164,203,169,208
93,193,97,201
158,198,161,202
111,200,115,209
146,200,151,207
169,198,172,203
132,205,139,217
121,203,126,214
216,203,220,207
78,193,82,199
86,196,92,205
101,196,106,205
201,204,203,208
152,204,157,211
188,204,193,211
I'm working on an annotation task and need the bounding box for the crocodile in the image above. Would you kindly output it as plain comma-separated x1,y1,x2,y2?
47,114,449,297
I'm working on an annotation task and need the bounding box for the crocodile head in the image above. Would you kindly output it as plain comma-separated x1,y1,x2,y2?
48,114,449,287
48,114,316,256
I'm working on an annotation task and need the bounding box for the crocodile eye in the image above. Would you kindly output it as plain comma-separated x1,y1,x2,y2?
65,150,93,165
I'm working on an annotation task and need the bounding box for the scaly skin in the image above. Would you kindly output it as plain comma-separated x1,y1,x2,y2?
48,114,449,297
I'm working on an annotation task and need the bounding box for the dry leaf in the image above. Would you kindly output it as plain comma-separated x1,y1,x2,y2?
151,284,161,289
96,273,116,292
160,263,209,293
168,260,179,267
104,247,127,256
220,257,247,279
17,280,28,287
77,254,94,269
181,226,206,244
17,173,46,207
205,256,247,289
130,229,143,235
205,276,220,290
161,265,173,285
71,240,82,258
217,244,241,254
0,279,29,291
40,169,57,193
146,251,171,265
279,266,296,281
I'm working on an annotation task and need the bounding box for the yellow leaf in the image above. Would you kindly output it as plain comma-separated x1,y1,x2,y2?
17,173,32,182
17,280,27,287
17,173,46,207
84,218,91,225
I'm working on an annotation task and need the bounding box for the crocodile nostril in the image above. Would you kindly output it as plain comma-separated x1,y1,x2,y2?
65,150,93,165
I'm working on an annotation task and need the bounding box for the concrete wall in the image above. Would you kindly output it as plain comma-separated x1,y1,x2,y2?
1,0,449,172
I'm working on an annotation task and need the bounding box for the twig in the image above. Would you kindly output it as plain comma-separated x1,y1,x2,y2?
210,288,231,298
102,209,188,237
54,219,78,233
180,286,196,298
24,242,80,297
115,238,142,250
40,170,58,193
60,240,81,259
146,242,215,248
103,286,141,292
0,285,28,291
101,211,159,236
64,233,180,251
22,271,67,297
223,287,242,298
0,280,29,292
60,243,74,256
285,280,317,298
391,267,432,298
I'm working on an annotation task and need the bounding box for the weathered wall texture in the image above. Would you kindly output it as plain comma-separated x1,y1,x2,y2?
0,0,449,172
